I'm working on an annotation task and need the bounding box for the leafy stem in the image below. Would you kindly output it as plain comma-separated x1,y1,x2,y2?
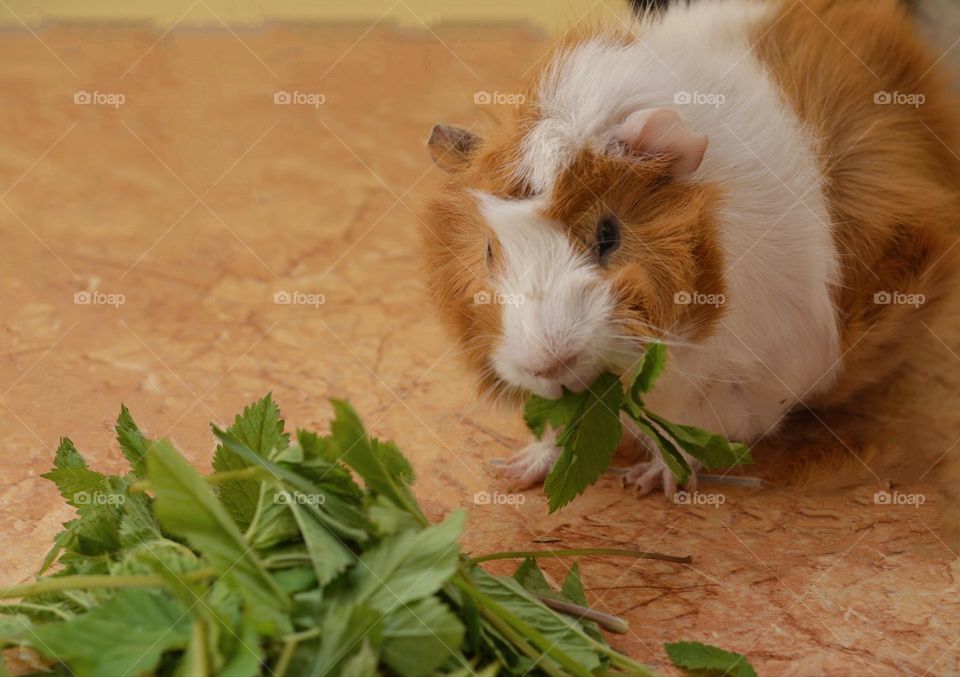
0,568,217,599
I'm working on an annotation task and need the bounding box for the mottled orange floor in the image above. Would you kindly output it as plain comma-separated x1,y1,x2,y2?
1,23,958,676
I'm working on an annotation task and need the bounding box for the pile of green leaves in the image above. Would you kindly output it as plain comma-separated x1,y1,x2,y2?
0,394,755,677
525,344,755,512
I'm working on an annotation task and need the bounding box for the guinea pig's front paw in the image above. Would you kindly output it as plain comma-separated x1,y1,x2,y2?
494,438,561,490
622,455,700,499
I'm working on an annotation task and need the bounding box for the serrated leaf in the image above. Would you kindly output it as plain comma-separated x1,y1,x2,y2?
295,430,362,497
147,439,290,635
523,389,583,439
31,590,191,677
213,430,371,543
212,394,290,530
629,342,667,403
301,604,383,676
560,563,587,607
470,568,601,672
382,596,465,676
560,562,606,644
645,412,753,470
118,491,163,548
513,558,555,599
352,510,464,612
368,495,420,537
543,373,624,512
0,614,32,643
287,498,353,586
219,619,262,677
115,404,152,477
40,467,108,509
664,641,757,677
329,400,424,522
52,437,86,469
60,504,123,556
342,639,379,677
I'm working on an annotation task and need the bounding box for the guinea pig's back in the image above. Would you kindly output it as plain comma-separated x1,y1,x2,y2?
752,0,960,405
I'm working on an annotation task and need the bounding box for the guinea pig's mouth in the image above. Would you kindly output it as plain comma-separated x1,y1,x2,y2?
492,349,603,401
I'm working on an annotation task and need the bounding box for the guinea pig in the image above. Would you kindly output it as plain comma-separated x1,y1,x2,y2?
420,0,960,497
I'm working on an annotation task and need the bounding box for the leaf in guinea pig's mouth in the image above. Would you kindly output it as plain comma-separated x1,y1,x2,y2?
524,343,754,511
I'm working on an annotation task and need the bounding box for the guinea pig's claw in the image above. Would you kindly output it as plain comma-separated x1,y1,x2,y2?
621,458,699,500
492,440,561,491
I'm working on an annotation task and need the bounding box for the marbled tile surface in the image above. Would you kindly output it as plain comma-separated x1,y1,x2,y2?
0,22,958,676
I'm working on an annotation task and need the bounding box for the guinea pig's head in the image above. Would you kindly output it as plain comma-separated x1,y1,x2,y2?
420,105,726,403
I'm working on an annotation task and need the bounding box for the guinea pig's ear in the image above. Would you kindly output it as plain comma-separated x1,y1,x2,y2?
614,109,708,180
428,124,480,173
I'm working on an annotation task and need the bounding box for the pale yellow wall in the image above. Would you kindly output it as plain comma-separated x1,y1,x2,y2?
0,0,630,31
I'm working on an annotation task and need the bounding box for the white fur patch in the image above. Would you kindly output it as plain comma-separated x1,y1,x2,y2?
510,0,843,441
474,193,623,399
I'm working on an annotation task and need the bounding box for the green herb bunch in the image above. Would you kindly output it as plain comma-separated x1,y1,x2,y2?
0,394,755,676
525,344,755,512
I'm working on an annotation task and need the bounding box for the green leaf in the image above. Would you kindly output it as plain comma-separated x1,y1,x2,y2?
118,491,163,548
306,604,383,675
513,558,556,599
329,400,424,523
664,641,757,677
296,429,362,495
523,389,583,439
561,562,606,644
368,495,420,536
560,563,587,606
0,614,32,644
31,590,191,677
645,411,754,470
60,504,123,556
341,639,379,677
543,373,624,512
352,510,465,612
115,404,152,477
212,394,290,530
52,437,86,469
40,467,108,508
213,430,371,543
147,439,290,635
626,413,691,485
470,568,601,672
382,596,465,676
219,619,262,677
629,342,667,403
287,498,353,586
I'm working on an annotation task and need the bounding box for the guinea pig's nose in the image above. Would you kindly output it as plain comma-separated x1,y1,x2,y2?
529,353,579,380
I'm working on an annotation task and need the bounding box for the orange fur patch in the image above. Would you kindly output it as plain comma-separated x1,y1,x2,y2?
753,0,960,406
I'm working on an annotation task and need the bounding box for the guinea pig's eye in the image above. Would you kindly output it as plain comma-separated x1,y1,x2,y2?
486,239,493,267
595,214,621,263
